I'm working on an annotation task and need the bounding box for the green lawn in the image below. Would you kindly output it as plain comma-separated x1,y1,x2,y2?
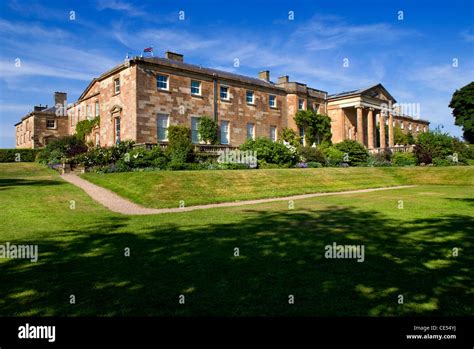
81,166,474,208
0,163,473,316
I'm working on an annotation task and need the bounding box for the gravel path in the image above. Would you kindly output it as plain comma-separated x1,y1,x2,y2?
61,173,416,215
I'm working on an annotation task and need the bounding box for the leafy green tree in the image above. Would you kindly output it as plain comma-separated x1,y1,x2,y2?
75,117,99,140
197,116,218,144
393,126,408,145
449,82,474,143
166,125,194,169
414,131,454,164
294,110,332,146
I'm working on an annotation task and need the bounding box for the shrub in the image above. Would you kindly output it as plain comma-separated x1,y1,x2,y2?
280,127,301,148
197,116,218,144
166,125,194,168
334,140,369,166
321,146,345,167
307,161,322,168
240,137,298,167
366,155,391,167
414,131,453,164
297,146,326,163
0,149,41,162
392,152,417,166
432,157,453,167
37,136,88,165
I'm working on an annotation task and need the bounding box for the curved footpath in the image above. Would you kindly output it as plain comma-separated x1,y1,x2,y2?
61,173,416,215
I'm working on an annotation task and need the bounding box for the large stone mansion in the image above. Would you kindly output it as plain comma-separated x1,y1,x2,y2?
15,51,429,149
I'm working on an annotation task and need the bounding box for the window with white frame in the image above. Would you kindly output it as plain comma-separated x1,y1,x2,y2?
220,86,229,100
401,122,404,130
313,102,320,111
269,95,276,108
298,99,305,110
246,90,254,104
191,80,201,95
46,119,56,129
270,126,277,141
114,117,121,143
157,74,169,90
423,126,427,132
416,125,419,132
247,123,255,140
220,120,229,144
95,132,100,146
191,117,201,143
157,114,169,141
408,123,412,131
114,78,120,94
95,101,100,117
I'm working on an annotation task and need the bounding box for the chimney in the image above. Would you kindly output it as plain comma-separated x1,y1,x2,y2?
277,75,289,84
258,70,270,82
34,105,47,112
164,51,184,62
54,92,67,107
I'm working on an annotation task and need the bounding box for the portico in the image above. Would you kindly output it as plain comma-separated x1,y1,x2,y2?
327,84,429,150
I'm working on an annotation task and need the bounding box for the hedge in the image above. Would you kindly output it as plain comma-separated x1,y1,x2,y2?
0,149,41,162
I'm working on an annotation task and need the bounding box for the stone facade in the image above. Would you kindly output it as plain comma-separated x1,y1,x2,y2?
15,51,430,150
15,92,69,149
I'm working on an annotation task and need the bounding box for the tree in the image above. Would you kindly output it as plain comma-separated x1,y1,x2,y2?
393,126,408,145
294,110,332,146
449,82,474,143
197,116,218,144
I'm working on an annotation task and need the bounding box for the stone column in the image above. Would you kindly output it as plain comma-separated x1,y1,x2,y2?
388,113,394,147
379,112,386,149
339,108,345,142
367,108,374,149
356,105,364,145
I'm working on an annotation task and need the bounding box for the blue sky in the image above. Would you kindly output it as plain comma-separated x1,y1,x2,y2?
0,0,473,147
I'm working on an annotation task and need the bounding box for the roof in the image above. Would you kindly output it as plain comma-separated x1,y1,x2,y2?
140,57,283,90
328,83,397,103
14,106,60,126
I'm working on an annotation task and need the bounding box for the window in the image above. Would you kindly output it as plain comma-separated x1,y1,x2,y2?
400,122,404,130
269,95,276,108
246,123,255,140
313,103,320,111
157,74,168,90
423,126,427,132
114,117,121,144
86,105,91,119
95,133,100,146
191,80,201,95
246,90,254,104
114,78,120,94
299,127,305,145
270,126,277,141
393,121,396,127
191,117,201,143
408,123,412,131
221,121,230,145
298,99,305,110
157,114,169,141
220,86,229,100
46,119,56,129
416,125,419,132
95,102,100,117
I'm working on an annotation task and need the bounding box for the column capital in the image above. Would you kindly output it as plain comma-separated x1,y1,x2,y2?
368,107,375,111
355,105,364,109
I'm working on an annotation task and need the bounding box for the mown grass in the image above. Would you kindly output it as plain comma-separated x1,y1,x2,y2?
0,163,472,316
81,166,474,208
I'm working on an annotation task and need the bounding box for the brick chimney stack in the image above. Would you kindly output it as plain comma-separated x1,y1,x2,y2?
54,92,67,107
165,51,184,62
277,76,289,84
258,70,270,82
